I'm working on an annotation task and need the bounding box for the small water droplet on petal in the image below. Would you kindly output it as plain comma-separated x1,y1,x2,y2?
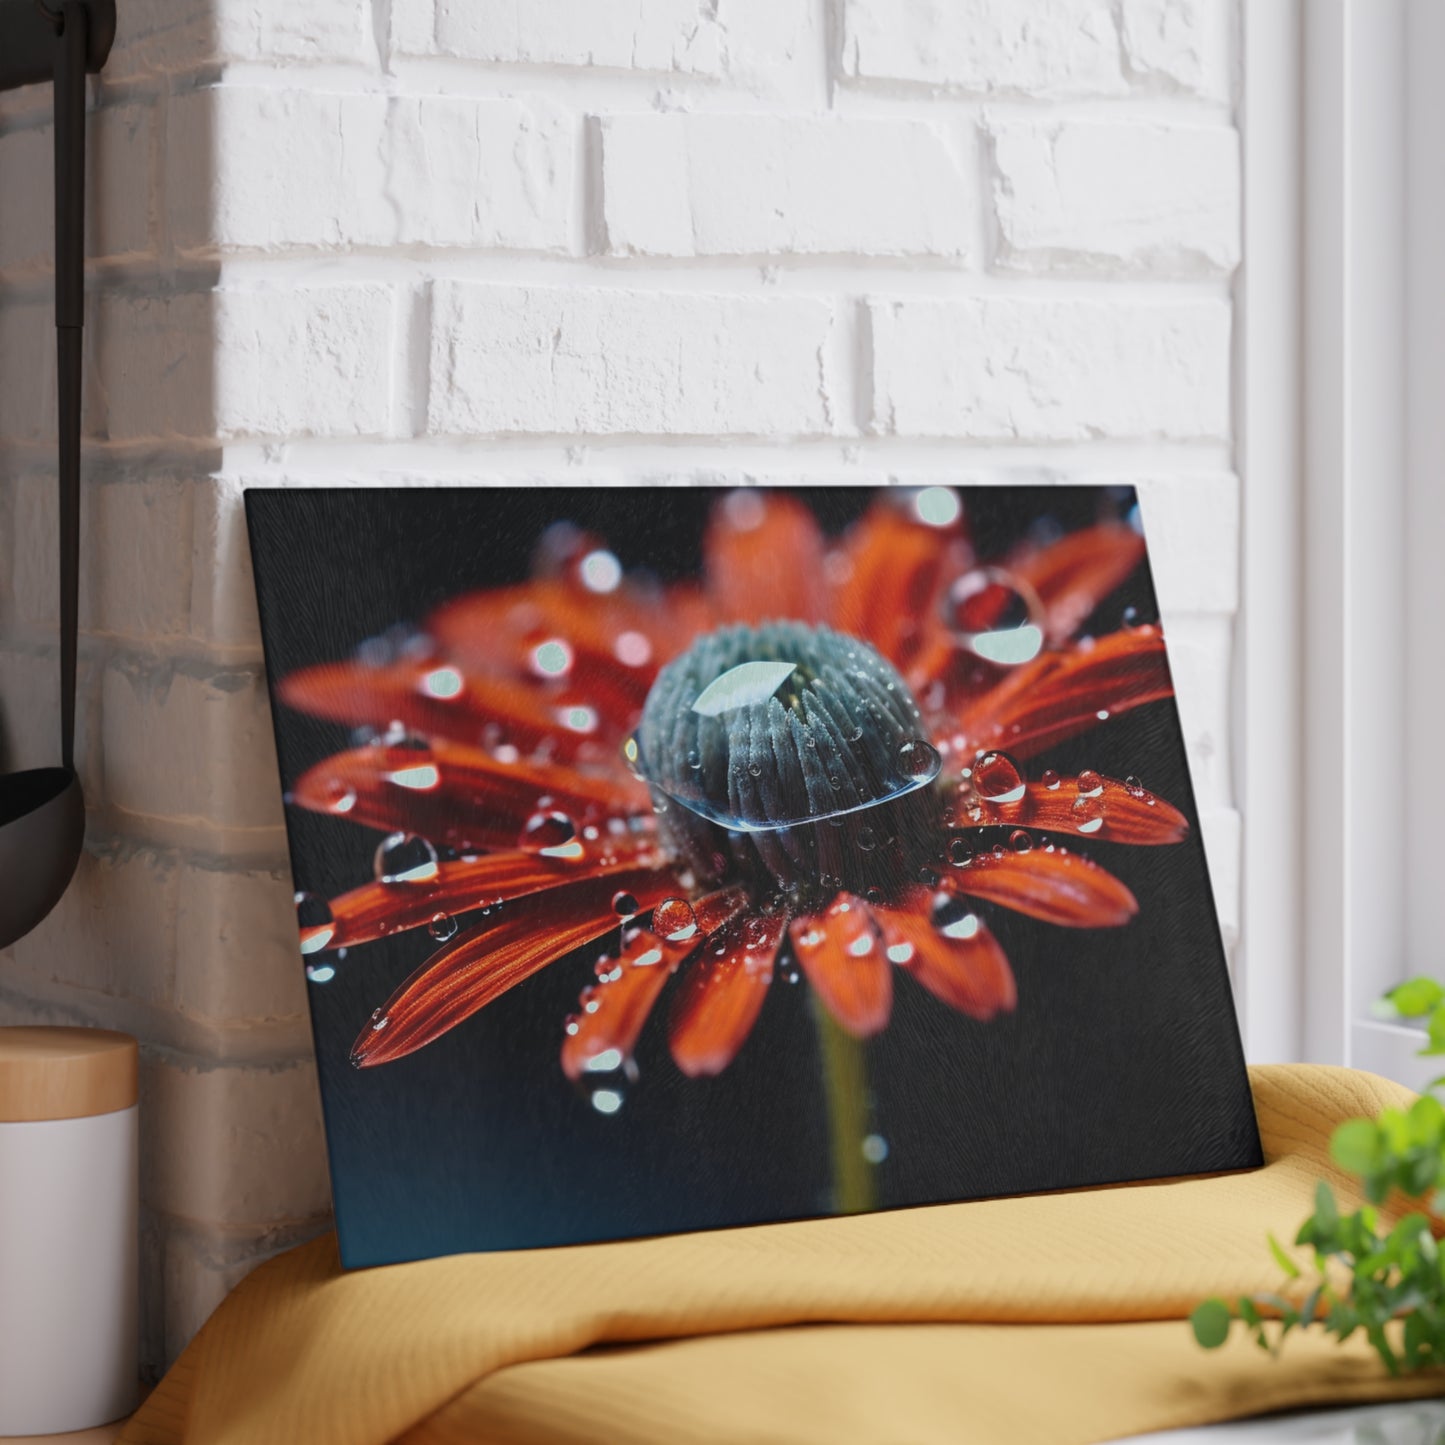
372,832,440,885
974,751,1025,804
653,897,698,943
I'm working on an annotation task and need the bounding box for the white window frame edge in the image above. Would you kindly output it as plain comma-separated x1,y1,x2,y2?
1280,0,1436,1090
1237,0,1305,1066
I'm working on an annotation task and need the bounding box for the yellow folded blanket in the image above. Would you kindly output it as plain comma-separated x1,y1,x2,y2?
122,1065,1445,1445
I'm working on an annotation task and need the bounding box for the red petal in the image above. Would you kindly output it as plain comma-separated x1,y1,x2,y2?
956,772,1189,846
944,846,1138,928
291,740,650,853
942,625,1173,761
703,491,827,625
350,869,675,1068
324,839,668,951
872,891,1016,1021
277,657,622,759
426,577,702,712
669,909,786,1078
1010,523,1146,643
561,888,749,1081
788,894,892,1038
830,495,972,672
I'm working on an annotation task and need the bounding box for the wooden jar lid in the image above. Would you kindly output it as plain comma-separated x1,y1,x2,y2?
0,1027,138,1122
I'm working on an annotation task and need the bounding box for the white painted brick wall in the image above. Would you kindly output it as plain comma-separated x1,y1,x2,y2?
601,115,973,259
0,0,1243,1376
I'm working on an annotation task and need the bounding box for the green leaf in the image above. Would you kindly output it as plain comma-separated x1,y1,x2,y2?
1267,1232,1303,1279
1315,1180,1340,1233
1385,978,1445,1018
1408,1095,1445,1145
1191,1298,1233,1350
1331,1119,1381,1175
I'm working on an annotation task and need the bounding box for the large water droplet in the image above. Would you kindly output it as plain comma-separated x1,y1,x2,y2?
653,897,698,943
943,567,1045,666
372,832,439,885
974,752,1025,804
296,891,335,954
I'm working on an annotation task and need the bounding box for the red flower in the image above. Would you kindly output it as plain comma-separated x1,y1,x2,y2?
279,488,1186,1085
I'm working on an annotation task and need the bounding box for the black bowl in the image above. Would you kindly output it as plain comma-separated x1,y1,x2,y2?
0,767,84,948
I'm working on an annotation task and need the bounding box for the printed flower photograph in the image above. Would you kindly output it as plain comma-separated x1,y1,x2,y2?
247,485,1260,1266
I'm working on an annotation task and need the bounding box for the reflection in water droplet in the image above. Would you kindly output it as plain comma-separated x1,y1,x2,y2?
296,891,335,954
611,891,640,919
1077,770,1104,798
857,826,877,852
974,751,1026,804
305,962,336,984
1009,829,1033,853
886,942,914,965
591,1089,624,1115
420,665,464,699
653,897,698,943
943,567,1045,666
373,832,440,885
948,838,973,867
1071,796,1105,834
320,778,357,814
931,895,981,940
428,911,458,942
1126,775,1146,798
1042,769,1061,792
529,637,574,680
615,630,652,667
911,486,961,528
386,761,440,792
579,549,622,594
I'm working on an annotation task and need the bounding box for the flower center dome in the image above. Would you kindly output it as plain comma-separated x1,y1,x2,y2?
632,621,943,901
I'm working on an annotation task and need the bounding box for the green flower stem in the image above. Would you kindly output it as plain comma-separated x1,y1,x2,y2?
812,992,876,1214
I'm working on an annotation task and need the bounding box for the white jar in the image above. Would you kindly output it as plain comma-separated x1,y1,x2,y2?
0,1027,138,1436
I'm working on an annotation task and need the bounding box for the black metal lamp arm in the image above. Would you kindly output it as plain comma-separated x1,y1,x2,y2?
1,0,114,769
